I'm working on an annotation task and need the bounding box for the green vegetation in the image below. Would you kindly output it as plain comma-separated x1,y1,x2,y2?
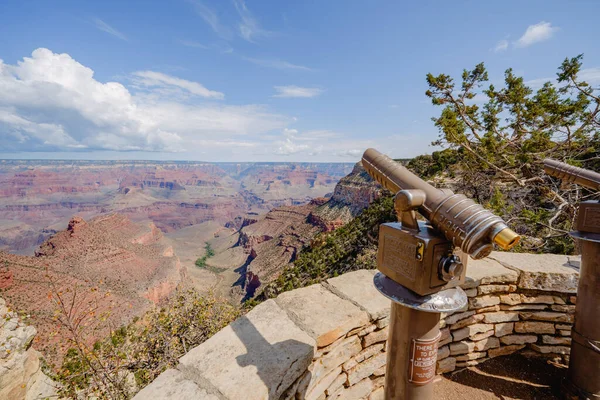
195,242,215,268
262,195,395,298
51,289,240,399
204,242,215,257
422,54,599,253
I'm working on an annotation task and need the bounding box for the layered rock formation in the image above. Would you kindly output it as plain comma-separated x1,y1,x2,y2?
309,162,382,231
0,214,184,362
230,164,383,300
236,202,323,298
0,160,352,253
135,252,579,400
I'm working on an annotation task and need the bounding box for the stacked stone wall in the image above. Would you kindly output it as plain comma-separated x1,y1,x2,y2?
135,252,579,400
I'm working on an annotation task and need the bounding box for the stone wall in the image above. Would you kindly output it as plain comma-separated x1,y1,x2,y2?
134,252,579,400
0,297,56,400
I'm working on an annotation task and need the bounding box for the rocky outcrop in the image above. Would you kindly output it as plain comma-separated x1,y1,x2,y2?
0,297,57,400
235,204,322,298
136,252,579,400
310,162,382,230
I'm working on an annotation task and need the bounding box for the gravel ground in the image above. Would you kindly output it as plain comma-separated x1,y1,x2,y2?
433,354,567,400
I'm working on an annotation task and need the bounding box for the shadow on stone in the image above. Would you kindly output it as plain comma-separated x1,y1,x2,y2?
563,258,580,272
232,314,314,400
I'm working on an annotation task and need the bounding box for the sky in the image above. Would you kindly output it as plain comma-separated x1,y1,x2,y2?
0,0,599,162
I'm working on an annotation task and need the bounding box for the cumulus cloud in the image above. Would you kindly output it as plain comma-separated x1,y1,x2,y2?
0,48,287,153
492,39,508,53
273,85,323,98
93,18,128,41
515,21,558,48
274,138,310,155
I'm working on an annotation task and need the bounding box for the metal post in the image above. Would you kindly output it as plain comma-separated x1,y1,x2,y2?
385,303,440,399
542,159,600,400
564,232,600,399
374,273,467,400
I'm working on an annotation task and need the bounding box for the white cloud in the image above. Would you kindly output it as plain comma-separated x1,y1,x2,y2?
337,149,362,158
579,68,600,85
524,77,552,89
0,48,288,153
273,85,323,98
131,71,224,99
243,57,313,71
93,18,128,41
270,128,370,159
515,21,558,48
524,67,600,89
233,0,270,43
274,138,310,155
492,39,508,53
188,0,233,40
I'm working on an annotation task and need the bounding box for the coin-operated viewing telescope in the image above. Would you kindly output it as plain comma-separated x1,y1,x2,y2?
362,148,520,295
543,159,600,400
362,148,520,400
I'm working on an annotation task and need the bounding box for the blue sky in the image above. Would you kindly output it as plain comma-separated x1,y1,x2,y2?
0,0,599,162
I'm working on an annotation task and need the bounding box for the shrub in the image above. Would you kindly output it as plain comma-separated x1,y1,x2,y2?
51,288,240,399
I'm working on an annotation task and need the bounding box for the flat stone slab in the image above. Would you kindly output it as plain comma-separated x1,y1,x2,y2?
490,252,580,293
133,369,220,400
463,257,518,289
276,284,370,347
179,299,315,400
325,269,390,320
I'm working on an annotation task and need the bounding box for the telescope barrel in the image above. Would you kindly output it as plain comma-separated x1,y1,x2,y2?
543,159,600,191
362,148,520,259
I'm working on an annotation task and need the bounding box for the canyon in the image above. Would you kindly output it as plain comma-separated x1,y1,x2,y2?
0,160,353,254
0,158,385,367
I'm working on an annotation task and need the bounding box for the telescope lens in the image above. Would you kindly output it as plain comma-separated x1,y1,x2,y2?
493,228,521,250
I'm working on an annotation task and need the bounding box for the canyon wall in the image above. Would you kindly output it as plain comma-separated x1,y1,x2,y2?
309,162,381,231
0,160,353,253
134,252,579,400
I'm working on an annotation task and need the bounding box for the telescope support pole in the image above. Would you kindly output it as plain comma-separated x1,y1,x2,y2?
385,303,440,400
564,234,600,399
373,273,467,400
